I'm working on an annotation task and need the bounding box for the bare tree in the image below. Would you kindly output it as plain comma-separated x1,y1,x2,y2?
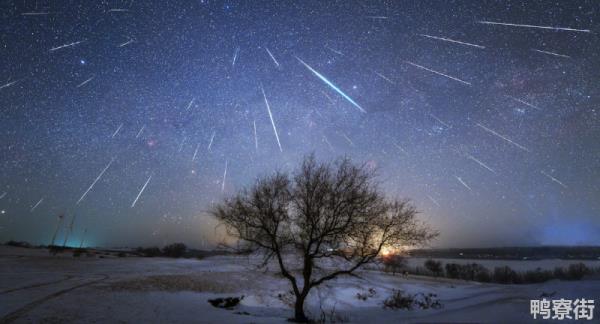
211,155,437,322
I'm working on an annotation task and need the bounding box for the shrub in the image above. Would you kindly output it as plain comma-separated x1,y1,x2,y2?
383,290,414,310
208,296,244,309
445,263,461,279
424,259,443,277
553,266,567,280
48,245,64,255
162,243,187,258
73,248,87,257
473,265,492,282
317,305,349,323
356,288,377,301
413,293,443,309
6,240,31,248
493,266,521,284
136,247,162,257
383,291,442,310
523,268,553,283
383,254,407,275
567,263,589,280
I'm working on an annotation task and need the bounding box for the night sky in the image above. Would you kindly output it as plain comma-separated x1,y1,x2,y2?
1,1,599,248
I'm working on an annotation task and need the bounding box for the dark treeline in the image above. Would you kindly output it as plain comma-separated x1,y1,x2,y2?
409,246,600,260
383,256,598,284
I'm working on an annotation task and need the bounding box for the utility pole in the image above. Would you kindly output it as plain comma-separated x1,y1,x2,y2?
79,228,87,249
50,213,64,247
62,213,77,248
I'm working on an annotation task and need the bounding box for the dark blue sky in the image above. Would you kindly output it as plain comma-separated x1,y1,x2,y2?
1,0,599,248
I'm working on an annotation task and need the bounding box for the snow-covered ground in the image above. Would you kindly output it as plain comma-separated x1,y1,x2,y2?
1,246,598,323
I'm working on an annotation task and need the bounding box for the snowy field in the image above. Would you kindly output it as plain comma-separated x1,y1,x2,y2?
1,246,598,323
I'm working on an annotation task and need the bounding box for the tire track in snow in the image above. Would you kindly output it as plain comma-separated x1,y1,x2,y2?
0,274,109,323
0,275,75,295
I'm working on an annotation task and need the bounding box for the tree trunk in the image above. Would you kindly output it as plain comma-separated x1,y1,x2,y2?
294,294,309,322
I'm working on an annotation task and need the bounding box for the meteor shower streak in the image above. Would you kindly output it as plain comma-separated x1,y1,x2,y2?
76,158,115,205
131,175,152,208
477,21,591,33
418,34,485,49
405,61,471,85
295,56,366,113
476,123,530,152
265,47,280,67
221,160,228,193
49,40,85,52
261,86,283,152
541,171,568,189
30,198,44,212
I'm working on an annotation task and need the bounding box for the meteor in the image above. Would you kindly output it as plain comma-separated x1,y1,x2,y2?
49,40,85,52
296,56,366,113
419,34,485,49
192,143,200,161
455,176,472,191
373,71,395,85
405,61,471,85
232,47,240,67
208,131,216,152
76,158,115,205
76,76,94,88
136,125,145,138
476,123,530,152
111,123,123,138
323,135,334,151
119,37,134,47
0,79,20,90
31,198,44,212
265,47,280,67
321,91,335,104
178,137,187,152
541,171,568,189
340,132,355,146
132,175,152,208
429,113,451,128
427,195,440,207
325,45,343,56
393,143,408,155
532,49,570,58
185,97,195,110
253,119,258,151
21,12,52,15
466,154,496,174
261,86,283,152
221,160,228,193
478,21,591,33
506,95,541,110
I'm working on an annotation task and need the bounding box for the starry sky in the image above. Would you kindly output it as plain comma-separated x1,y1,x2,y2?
1,0,599,248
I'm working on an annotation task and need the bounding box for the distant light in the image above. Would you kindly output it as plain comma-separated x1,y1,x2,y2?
80,59,86,65
381,247,392,256
1,210,5,214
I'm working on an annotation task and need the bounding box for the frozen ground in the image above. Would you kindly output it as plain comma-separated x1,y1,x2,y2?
1,246,598,323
